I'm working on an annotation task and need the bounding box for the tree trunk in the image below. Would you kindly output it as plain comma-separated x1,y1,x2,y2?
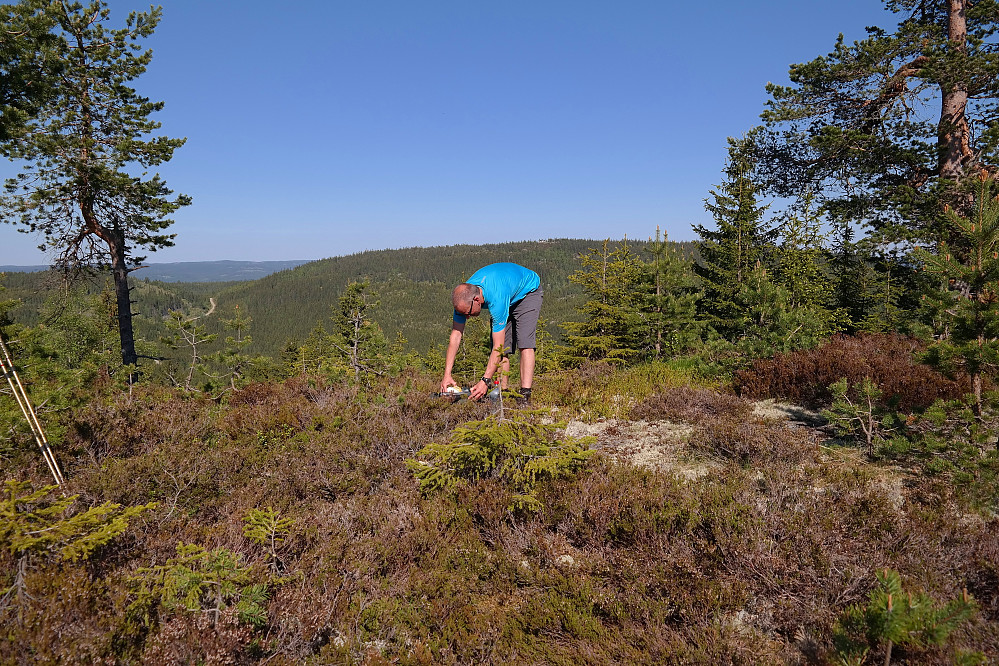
108,231,138,369
972,371,983,418
938,0,972,185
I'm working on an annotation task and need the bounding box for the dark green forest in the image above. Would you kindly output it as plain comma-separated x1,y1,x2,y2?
1,237,681,360
4,0,999,664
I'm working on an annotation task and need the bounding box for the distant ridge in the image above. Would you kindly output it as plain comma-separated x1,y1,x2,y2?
0,260,311,282
4,238,692,355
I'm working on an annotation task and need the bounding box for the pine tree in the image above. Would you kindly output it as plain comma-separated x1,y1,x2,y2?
694,138,774,339
0,480,155,563
754,0,999,243
0,0,59,141
833,568,977,665
531,316,564,373
0,1,190,371
161,311,216,391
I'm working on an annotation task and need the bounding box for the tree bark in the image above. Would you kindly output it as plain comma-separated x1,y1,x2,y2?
78,196,138,370
938,0,973,184
108,230,138,369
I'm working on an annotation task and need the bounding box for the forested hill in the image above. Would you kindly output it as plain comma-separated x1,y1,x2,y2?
207,238,621,356
2,238,693,357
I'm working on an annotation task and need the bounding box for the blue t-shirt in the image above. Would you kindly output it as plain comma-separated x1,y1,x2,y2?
453,262,541,333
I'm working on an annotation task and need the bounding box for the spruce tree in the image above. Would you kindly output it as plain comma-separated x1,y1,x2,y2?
299,323,336,377
424,315,492,386
694,138,774,340
329,281,390,382
829,220,879,332
1,481,155,563
0,1,190,371
637,227,701,359
210,305,258,392
857,251,907,334
278,338,303,377
561,239,644,365
1,480,156,614
917,173,999,416
406,411,594,513
736,262,833,358
773,195,831,307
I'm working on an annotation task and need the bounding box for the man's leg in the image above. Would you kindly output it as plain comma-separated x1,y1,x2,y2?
508,288,542,396
519,348,535,389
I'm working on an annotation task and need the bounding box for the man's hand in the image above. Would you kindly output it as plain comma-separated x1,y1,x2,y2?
469,378,489,401
441,375,459,393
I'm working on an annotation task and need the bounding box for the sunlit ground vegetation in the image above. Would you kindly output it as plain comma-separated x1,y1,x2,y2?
2,336,998,664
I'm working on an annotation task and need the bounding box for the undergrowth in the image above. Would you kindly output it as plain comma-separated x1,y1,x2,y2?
1,361,997,664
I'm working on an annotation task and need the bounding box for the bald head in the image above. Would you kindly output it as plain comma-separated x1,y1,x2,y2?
452,283,479,311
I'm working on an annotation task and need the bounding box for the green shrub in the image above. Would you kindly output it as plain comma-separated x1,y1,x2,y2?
0,481,155,563
407,412,594,512
126,543,272,629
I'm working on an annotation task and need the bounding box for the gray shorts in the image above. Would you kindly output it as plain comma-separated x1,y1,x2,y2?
496,287,543,354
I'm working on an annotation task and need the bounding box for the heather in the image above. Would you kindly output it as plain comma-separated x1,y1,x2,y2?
3,362,997,665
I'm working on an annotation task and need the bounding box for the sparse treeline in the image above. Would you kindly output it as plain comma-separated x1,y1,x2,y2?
1,175,998,397
3,153,999,412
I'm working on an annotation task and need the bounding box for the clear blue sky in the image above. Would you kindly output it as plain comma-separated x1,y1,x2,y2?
1,0,896,264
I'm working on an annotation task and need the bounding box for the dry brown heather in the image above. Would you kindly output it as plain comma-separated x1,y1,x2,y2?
2,364,998,665
733,333,971,412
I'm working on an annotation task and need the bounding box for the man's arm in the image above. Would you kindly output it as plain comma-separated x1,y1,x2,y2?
441,322,465,391
469,330,506,400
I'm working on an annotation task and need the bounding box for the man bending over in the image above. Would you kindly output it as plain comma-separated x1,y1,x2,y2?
441,262,543,403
